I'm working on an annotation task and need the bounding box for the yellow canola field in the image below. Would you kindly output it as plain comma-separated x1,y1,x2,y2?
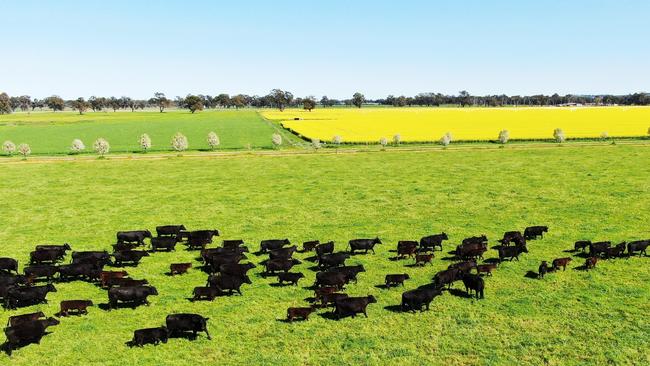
261,107,650,142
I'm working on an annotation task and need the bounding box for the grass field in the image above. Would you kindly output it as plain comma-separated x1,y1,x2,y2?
0,110,279,154
0,145,649,365
262,106,650,142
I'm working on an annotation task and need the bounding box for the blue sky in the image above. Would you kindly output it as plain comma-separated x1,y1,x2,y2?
1,0,648,99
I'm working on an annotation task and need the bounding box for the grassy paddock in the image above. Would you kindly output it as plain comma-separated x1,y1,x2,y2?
0,146,649,365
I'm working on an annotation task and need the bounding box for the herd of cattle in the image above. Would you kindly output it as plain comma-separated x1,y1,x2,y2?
0,224,648,355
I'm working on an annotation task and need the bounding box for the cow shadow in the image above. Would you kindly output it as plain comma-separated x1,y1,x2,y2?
304,296,318,303
524,271,539,279
573,265,590,271
447,288,472,299
168,332,200,341
388,256,405,262
404,263,426,268
375,284,397,290
317,311,344,321
383,305,403,313
439,256,457,262
307,265,322,272
483,258,500,265
302,284,318,291
573,252,590,258
562,249,576,254
304,255,319,263
269,283,296,288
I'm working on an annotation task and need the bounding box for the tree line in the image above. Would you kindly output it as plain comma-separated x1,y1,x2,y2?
1,90,648,115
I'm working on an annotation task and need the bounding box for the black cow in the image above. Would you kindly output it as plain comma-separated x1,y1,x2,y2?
433,268,460,289
128,327,169,347
108,286,158,309
318,252,350,269
34,243,71,252
187,230,220,250
265,259,295,274
397,241,418,259
29,250,63,265
112,250,150,266
287,307,316,322
4,318,60,355
166,313,211,340
348,238,382,254
0,276,31,299
499,231,526,246
462,235,488,246
415,253,434,266
105,278,149,288
320,293,349,308
627,240,649,257
205,254,245,273
385,274,410,288
0,258,18,274
206,274,251,295
605,242,627,259
462,273,485,299
448,260,476,274
23,265,58,282
333,295,377,319
456,243,487,259
498,243,528,262
223,239,245,249
538,261,549,279
5,284,57,309
327,265,365,284
269,246,297,260
524,226,548,240
589,241,611,258
192,286,221,301
6,312,46,328
151,237,178,252
574,240,591,252
112,243,140,252
314,271,347,290
315,241,335,259
156,225,186,238
218,262,256,277
57,263,98,282
420,233,448,251
260,239,290,253
401,286,442,312
117,230,153,245
277,272,304,286
302,240,320,252
72,251,112,266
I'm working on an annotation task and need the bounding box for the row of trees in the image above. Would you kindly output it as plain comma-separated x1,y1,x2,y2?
1,90,649,115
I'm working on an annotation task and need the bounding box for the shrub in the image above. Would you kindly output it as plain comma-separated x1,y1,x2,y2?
2,140,16,156
311,138,321,150
207,132,220,150
393,134,401,146
272,133,282,149
171,133,188,152
17,143,31,159
93,138,110,157
553,128,566,143
139,133,152,152
70,139,86,154
498,130,510,144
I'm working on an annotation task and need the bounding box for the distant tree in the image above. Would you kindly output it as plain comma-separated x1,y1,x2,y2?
70,139,86,154
270,89,293,111
0,93,11,114
2,140,16,155
553,128,566,143
231,95,246,109
320,96,331,107
171,132,189,152
18,96,31,112
271,133,282,149
45,95,65,112
139,133,152,152
498,130,510,144
70,97,90,115
31,98,45,111
89,96,106,112
17,143,31,159
458,90,471,107
207,132,220,150
107,97,120,112
184,95,204,113
93,138,110,157
352,92,365,108
393,134,401,146
150,92,171,113
215,94,231,108
303,96,316,112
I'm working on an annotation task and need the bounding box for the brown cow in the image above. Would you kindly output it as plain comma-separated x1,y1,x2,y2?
100,271,128,288
476,263,497,276
60,300,93,316
415,253,434,266
314,286,337,301
286,307,316,322
170,263,192,275
585,257,598,270
552,257,572,271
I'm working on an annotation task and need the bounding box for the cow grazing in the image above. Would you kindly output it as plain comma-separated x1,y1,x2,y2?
315,271,348,290
260,239,290,253
265,259,295,274
207,274,252,295
269,245,298,260
333,295,377,319
552,257,572,271
100,271,128,288
462,235,488,246
5,284,57,309
0,258,18,274
524,226,548,240
574,240,591,252
606,242,627,259
315,241,335,259
287,306,316,322
192,286,221,301
3,317,59,356
166,313,211,340
420,233,448,251
433,268,460,289
627,240,649,257
156,225,186,238
117,230,153,245
151,237,178,252
128,327,169,347
60,300,93,316
385,274,410,288
348,238,382,254
112,250,149,266
170,263,192,275
302,240,320,252
218,262,255,277
277,272,305,286
538,261,549,279
6,312,46,328
476,263,497,276
397,241,418,259
589,241,611,258
327,265,365,284
318,252,350,269
401,286,442,312
585,257,598,270
498,243,528,262
108,286,158,309
415,253,434,266
462,273,485,299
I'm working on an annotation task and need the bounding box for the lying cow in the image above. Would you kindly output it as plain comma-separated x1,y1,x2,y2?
333,295,377,319
166,313,211,340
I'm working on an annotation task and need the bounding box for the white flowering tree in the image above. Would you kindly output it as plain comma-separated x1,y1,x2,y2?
93,138,110,157
332,135,342,153
600,131,609,140
207,132,220,150
140,133,152,152
311,138,321,150
498,130,510,144
393,134,401,146
553,128,566,143
440,133,451,147
17,143,31,159
379,137,388,150
2,140,16,156
171,133,188,153
271,133,282,149
70,139,86,154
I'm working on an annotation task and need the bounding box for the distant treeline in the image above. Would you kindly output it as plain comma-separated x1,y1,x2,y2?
1,90,649,115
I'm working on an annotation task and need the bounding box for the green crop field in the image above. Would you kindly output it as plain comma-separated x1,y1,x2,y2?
0,146,649,365
0,110,280,154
